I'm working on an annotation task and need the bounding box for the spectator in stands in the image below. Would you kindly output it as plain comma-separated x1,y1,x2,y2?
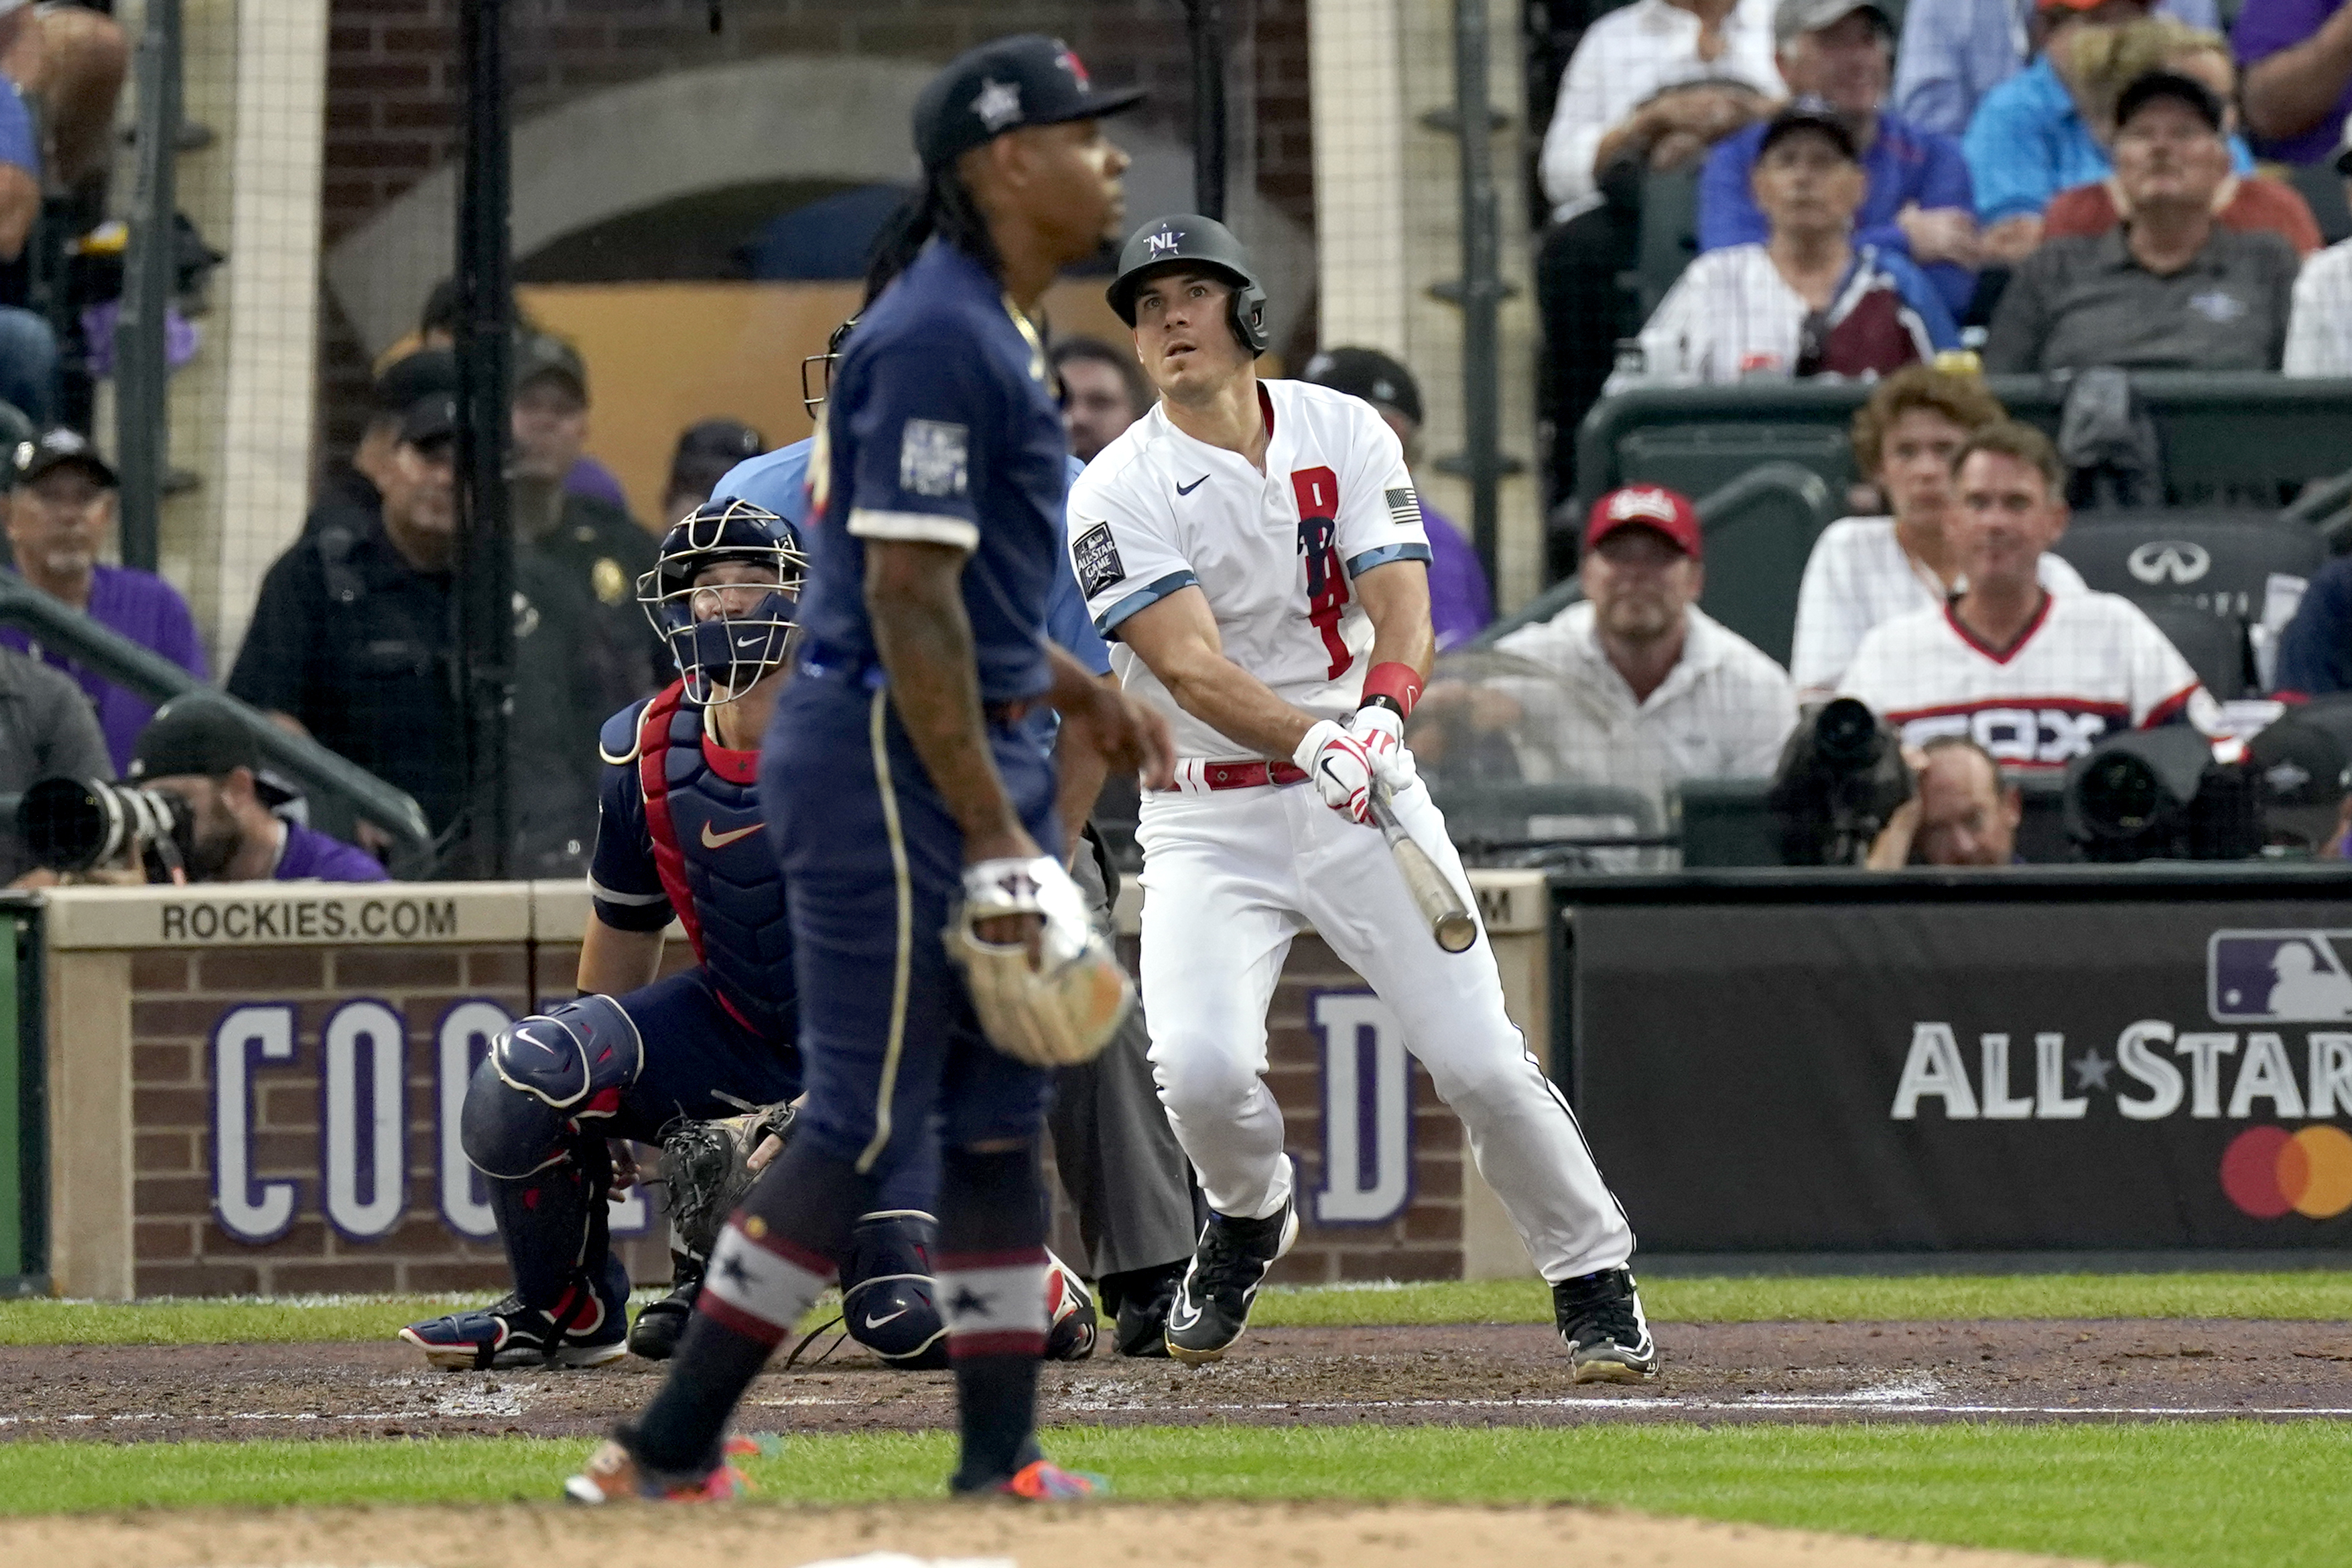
1791,367,2087,701
0,29,50,429
2284,145,2352,372
1421,485,1794,805
1895,0,2215,139
2235,0,2352,166
1983,72,2301,373
328,350,456,535
1842,421,2215,767
2272,551,2352,693
0,1,127,191
1963,3,2257,265
231,385,470,839
0,428,206,775
1535,0,1782,499
660,417,765,527
1301,346,1493,649
1052,336,1153,464
1626,104,1959,383
0,642,107,887
1701,1,1979,317
125,699,386,883
1864,736,2026,866
2044,23,2324,255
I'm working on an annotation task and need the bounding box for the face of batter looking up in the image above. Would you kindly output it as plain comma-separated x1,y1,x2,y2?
1581,525,1701,647
1130,269,1252,402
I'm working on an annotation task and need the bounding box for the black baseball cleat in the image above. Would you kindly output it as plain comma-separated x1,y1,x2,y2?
1108,1260,1185,1358
1553,1264,1658,1383
1164,1199,1298,1364
629,1251,705,1362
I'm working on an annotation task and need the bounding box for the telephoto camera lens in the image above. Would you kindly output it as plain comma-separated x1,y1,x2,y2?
1812,697,1882,767
17,776,190,874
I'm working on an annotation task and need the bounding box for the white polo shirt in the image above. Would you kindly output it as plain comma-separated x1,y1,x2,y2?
1789,515,2089,700
1841,588,2216,769
1068,379,1431,759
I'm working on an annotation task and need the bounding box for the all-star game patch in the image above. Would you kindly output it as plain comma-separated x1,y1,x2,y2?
1386,486,1423,531
1073,521,1126,598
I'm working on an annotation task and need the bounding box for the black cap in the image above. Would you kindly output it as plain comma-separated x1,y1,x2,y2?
515,331,588,401
1757,97,1861,161
16,424,118,488
372,348,458,417
912,34,1143,173
400,392,458,447
667,418,765,498
2115,70,2224,135
1302,347,1424,427
129,697,262,782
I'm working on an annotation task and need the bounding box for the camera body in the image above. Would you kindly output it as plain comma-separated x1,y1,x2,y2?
18,775,198,882
2063,727,2264,864
1768,698,1916,866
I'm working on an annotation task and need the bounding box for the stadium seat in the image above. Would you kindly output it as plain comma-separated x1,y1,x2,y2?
2047,509,2323,623
1678,777,1777,867
2287,160,2352,249
1622,168,1701,322
2128,598,2251,702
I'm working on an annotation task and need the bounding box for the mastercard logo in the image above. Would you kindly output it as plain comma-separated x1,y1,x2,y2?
2220,1125,2352,1219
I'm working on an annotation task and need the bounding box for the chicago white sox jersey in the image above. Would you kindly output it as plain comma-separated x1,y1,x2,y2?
1840,589,2216,769
1067,379,1431,758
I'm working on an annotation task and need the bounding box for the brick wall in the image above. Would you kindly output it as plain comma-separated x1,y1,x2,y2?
319,0,1314,462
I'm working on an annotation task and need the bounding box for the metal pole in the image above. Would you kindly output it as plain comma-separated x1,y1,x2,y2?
454,0,514,876
1185,0,1227,220
1453,0,1502,596
113,0,181,574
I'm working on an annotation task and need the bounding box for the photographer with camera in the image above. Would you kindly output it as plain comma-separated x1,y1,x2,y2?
111,699,385,883
0,642,107,887
1863,735,2024,867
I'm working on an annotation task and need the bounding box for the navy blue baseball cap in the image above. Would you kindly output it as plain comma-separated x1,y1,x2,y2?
913,35,1143,173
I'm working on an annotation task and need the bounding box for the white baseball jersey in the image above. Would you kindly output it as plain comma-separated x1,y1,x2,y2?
1067,379,1431,759
1841,589,2216,769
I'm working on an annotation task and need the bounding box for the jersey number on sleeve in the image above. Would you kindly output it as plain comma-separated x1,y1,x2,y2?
1291,466,1352,680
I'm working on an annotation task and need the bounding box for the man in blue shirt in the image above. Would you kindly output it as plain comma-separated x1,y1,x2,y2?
1896,0,2215,139
1702,1,1980,318
572,36,1173,1508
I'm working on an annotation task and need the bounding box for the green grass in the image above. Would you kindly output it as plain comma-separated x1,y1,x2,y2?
6,1272,2352,1346
3,1423,2349,1568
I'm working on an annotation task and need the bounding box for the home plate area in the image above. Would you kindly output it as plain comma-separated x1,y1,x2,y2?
5,1319,2349,1443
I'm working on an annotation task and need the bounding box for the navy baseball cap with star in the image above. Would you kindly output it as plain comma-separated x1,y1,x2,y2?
913,34,1144,173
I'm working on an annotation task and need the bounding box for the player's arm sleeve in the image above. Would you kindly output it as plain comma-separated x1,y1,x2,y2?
1049,518,1114,676
586,704,674,932
2126,606,2215,732
842,342,992,551
1067,464,1199,639
1335,409,1431,578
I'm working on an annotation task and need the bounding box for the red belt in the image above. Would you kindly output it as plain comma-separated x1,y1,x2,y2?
1158,759,1308,793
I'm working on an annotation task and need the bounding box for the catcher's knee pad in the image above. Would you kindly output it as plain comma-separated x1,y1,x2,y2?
460,995,642,1180
841,1210,948,1369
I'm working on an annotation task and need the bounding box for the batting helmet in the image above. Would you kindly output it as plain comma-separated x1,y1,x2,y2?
1106,214,1269,356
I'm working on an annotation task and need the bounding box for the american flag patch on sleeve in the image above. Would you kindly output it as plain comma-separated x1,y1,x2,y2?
1385,486,1423,530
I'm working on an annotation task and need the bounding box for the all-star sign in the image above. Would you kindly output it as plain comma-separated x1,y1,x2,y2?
1569,883,2352,1253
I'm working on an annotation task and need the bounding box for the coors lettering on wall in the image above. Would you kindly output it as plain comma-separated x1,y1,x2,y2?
1573,888,2352,1253
117,889,1465,1297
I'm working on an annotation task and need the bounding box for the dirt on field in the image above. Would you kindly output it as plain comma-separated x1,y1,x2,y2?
5,1319,2351,1443
0,1500,2126,1568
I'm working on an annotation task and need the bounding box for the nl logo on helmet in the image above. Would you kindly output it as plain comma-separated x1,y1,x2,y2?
1145,228,1183,258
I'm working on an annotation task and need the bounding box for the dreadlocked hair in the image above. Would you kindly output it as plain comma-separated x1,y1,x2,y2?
863,163,1004,306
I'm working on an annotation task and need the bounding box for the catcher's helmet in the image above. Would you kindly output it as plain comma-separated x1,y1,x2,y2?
638,497,807,705
1106,214,1269,356
800,314,856,418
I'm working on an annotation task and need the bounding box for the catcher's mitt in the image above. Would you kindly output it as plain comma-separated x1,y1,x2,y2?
657,1100,796,1260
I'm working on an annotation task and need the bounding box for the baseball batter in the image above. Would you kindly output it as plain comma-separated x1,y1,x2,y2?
1069,215,1656,1380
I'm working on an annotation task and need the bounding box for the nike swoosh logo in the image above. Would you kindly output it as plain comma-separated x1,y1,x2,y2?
700,822,763,849
1176,474,1210,496
1167,1298,1201,1330
862,1307,910,1329
1319,759,1350,787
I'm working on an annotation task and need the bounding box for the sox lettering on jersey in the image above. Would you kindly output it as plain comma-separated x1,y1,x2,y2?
1309,989,1414,1226
1892,702,2128,767
1290,466,1352,680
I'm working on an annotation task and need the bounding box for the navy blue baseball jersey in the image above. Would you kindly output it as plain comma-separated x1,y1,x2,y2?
589,682,796,1045
794,242,1076,701
720,437,1112,679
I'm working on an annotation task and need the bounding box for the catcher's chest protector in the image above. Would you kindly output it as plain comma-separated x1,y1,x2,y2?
637,683,799,1043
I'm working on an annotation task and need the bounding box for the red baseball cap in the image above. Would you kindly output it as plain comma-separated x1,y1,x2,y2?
1585,484,1702,560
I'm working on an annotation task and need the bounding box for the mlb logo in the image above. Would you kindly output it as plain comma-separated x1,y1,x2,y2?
2208,930,2352,1023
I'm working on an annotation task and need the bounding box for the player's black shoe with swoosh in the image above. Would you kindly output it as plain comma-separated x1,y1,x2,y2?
1552,1264,1658,1383
1164,1197,1299,1364
627,1250,703,1362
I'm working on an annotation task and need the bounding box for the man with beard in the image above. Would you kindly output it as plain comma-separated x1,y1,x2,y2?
122,697,386,882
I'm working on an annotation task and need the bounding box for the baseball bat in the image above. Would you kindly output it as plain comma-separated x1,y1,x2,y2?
1367,782,1478,954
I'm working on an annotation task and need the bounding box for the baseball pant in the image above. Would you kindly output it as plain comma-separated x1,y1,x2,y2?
1049,840,1199,1279
1135,774,1635,1282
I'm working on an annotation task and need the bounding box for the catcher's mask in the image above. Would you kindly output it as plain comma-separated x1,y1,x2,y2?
639,497,807,706
800,315,856,418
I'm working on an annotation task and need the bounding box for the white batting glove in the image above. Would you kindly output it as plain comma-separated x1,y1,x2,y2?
1347,704,1418,794
1295,719,1376,825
